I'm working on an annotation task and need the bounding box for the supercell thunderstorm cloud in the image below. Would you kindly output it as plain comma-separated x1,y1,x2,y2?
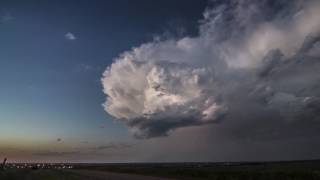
102,0,320,138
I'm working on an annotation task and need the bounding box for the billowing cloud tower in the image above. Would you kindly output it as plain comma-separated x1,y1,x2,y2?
102,0,320,138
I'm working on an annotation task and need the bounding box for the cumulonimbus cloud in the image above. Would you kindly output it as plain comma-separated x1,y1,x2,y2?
102,0,320,138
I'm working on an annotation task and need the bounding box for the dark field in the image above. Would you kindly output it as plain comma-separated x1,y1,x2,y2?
0,169,80,180
1,160,320,180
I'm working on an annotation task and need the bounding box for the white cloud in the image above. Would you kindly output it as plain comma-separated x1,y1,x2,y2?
102,59,226,137
65,32,77,40
101,0,320,138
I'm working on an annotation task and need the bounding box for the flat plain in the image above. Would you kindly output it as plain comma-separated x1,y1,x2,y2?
1,160,320,180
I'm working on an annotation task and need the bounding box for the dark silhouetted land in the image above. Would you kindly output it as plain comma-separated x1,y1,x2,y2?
1,160,320,179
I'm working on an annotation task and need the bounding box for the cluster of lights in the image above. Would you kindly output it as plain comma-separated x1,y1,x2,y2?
5,163,73,169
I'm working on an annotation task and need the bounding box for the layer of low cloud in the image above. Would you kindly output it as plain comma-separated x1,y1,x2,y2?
102,0,320,139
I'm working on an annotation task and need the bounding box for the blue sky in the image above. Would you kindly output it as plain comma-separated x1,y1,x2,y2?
1,0,320,163
0,0,207,162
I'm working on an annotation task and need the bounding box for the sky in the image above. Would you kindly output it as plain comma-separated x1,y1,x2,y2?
1,0,320,163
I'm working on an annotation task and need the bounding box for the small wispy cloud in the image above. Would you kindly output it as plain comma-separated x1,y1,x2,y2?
65,32,77,40
76,63,94,71
0,12,14,23
33,151,79,157
74,63,101,74
82,141,89,144
92,142,134,151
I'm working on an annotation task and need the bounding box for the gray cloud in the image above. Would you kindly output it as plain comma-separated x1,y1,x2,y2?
102,0,320,139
